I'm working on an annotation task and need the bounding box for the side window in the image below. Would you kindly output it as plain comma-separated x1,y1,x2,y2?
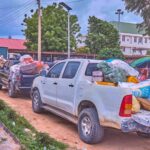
47,62,65,78
85,63,98,76
62,62,80,79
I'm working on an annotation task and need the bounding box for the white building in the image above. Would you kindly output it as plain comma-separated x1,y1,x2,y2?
111,21,150,56
77,35,86,48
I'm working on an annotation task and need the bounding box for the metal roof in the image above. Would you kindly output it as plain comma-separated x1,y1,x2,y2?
0,38,26,50
111,21,145,35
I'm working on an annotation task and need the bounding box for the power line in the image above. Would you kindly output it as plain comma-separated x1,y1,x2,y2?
0,1,36,26
0,0,35,9
42,0,87,4
0,1,36,21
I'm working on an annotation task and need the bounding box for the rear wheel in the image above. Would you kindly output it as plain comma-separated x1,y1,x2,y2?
8,82,17,98
78,108,104,144
137,132,150,138
0,84,2,90
32,89,43,113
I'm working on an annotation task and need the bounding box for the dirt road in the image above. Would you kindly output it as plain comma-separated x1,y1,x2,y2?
0,90,149,150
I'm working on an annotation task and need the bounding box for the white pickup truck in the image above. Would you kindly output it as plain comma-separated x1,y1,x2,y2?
31,59,150,144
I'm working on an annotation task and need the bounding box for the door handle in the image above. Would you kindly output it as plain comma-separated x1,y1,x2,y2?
69,84,74,87
53,82,58,85
41,81,46,84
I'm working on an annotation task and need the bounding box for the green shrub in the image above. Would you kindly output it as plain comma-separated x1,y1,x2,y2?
0,100,67,150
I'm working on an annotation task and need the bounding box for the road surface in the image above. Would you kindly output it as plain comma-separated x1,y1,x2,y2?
0,90,149,150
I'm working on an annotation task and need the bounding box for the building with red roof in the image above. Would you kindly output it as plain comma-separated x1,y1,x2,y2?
0,38,26,51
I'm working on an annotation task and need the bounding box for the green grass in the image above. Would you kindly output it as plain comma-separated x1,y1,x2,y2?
0,100,67,150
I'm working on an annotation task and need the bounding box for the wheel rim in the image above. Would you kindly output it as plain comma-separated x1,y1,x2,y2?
33,91,39,107
81,116,92,137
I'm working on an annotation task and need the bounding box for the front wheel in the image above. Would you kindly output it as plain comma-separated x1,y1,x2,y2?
78,108,104,144
8,82,17,98
137,132,150,138
32,89,43,113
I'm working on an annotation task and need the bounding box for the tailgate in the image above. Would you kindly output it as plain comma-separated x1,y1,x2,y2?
20,74,39,87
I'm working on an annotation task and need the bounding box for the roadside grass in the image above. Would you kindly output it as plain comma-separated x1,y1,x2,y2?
0,100,67,150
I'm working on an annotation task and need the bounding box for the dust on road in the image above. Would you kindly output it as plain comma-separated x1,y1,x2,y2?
0,90,149,150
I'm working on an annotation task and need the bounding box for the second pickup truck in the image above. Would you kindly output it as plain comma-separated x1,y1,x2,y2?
0,59,38,97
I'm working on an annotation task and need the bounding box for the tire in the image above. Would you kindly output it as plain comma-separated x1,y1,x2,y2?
137,132,150,138
8,82,17,98
0,84,2,90
32,89,43,113
78,108,104,144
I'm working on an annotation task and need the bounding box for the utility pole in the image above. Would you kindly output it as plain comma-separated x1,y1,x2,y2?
115,9,124,32
37,0,42,61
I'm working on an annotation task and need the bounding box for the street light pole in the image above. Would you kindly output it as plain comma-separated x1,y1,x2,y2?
60,2,72,59
37,0,42,61
115,9,124,32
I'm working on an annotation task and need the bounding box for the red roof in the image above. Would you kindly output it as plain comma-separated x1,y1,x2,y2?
0,38,26,50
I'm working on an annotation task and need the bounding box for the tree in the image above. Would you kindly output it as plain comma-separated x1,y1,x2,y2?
124,0,150,35
76,46,90,54
98,47,125,60
22,3,80,51
85,16,119,54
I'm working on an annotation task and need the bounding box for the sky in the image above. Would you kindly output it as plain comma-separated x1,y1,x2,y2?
0,0,143,39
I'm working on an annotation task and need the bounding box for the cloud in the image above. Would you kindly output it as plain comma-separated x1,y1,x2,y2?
0,0,143,38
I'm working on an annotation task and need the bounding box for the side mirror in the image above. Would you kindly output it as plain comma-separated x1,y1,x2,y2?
40,69,47,77
92,71,103,82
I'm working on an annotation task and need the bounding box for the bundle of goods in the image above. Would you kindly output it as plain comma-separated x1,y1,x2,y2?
92,70,103,82
10,55,45,81
132,96,141,113
138,68,148,82
97,61,127,83
137,98,150,111
19,55,44,74
106,59,139,77
96,59,150,112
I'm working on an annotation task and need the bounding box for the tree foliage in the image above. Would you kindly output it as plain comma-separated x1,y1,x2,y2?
85,16,119,54
76,46,90,54
23,3,80,51
98,47,125,60
124,0,150,35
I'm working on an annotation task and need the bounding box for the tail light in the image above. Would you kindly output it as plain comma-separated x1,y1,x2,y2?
119,95,132,117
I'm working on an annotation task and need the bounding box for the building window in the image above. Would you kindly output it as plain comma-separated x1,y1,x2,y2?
133,49,136,53
134,37,137,42
145,38,148,43
138,37,143,44
122,35,125,42
122,47,125,52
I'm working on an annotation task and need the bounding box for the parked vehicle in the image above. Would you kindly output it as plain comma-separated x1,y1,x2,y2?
31,59,150,144
0,59,38,97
